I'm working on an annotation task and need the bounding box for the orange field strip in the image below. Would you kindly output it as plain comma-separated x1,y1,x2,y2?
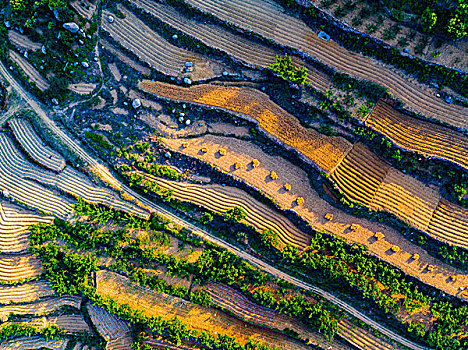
141,81,468,250
366,100,468,170
184,0,468,130
139,81,352,172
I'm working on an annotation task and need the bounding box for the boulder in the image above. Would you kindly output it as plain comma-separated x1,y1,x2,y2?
63,22,79,33
183,78,192,85
172,34,178,40
41,45,46,55
4,21,10,28
51,98,59,105
164,152,172,158
107,15,114,23
185,62,193,67
222,70,229,76
132,98,141,109
81,61,89,68
53,9,60,21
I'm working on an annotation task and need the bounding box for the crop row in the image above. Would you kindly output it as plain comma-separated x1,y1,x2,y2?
9,50,49,92
0,133,148,218
0,280,54,305
9,118,66,172
0,336,69,350
129,0,331,92
366,100,468,170
87,302,131,342
184,0,468,130
139,81,352,173
102,5,225,81
151,175,310,248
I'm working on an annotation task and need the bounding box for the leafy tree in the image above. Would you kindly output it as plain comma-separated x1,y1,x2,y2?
223,206,247,223
269,54,308,85
421,8,437,32
446,2,468,39
200,212,213,224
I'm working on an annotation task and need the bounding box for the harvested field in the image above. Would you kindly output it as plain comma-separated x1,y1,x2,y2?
87,302,131,341
371,168,441,232
0,280,54,304
149,175,310,248
0,202,53,253
427,199,468,249
129,0,330,92
96,270,322,350
366,100,468,170
68,83,96,95
330,143,390,207
184,0,468,130
107,335,134,350
8,31,41,51
162,135,468,297
70,0,96,20
108,63,121,82
102,6,228,81
204,282,275,327
47,314,91,334
338,319,401,350
9,50,49,91
140,82,352,172
0,136,74,219
0,133,149,218
9,118,66,172
0,296,81,321
0,254,42,282
0,336,68,350
101,39,150,75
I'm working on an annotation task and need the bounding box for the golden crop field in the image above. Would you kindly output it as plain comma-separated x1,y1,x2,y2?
139,81,352,172
366,100,468,170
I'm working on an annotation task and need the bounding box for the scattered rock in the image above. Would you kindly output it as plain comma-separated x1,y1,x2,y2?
132,98,141,109
172,34,178,40
403,48,410,53
185,62,193,67
51,98,59,105
222,70,229,76
183,77,192,85
23,51,28,58
53,9,60,21
107,15,114,23
185,119,191,125
63,22,79,33
81,61,89,68
93,57,98,62
78,39,84,45
165,152,172,158
41,45,46,55
178,116,184,123
4,21,10,28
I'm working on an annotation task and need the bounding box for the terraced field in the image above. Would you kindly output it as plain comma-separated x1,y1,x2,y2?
96,270,330,350
100,38,150,75
9,118,66,172
9,50,49,91
427,199,468,249
146,175,310,248
0,202,53,253
47,315,91,334
70,0,96,20
366,100,468,170
139,81,352,172
184,0,468,130
204,282,276,326
330,143,390,206
0,133,149,218
0,296,81,321
68,83,96,95
0,254,42,282
371,168,441,232
0,280,54,304
0,336,69,350
87,303,131,342
102,5,228,81
8,31,41,51
129,0,331,92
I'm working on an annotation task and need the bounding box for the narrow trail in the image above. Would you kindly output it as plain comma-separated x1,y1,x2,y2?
0,61,431,350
